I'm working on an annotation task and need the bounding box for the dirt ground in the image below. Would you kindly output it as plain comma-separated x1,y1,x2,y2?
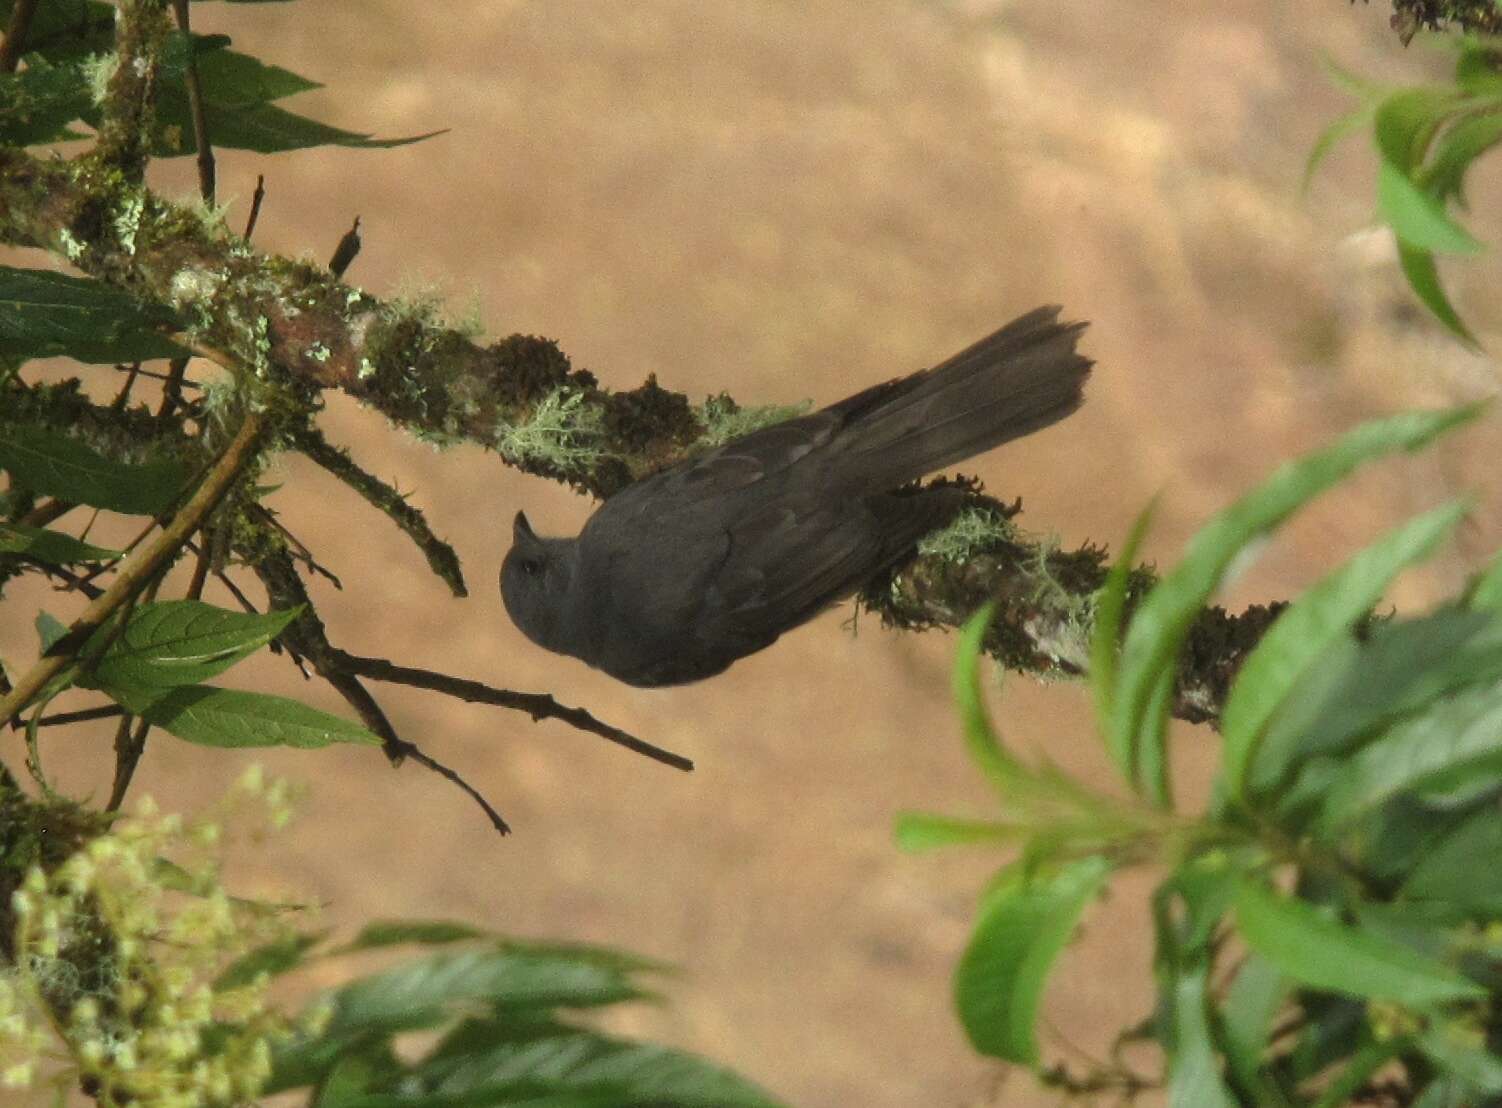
9,2,1502,1105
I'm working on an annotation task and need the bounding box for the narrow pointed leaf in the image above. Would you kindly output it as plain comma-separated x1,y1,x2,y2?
1397,241,1476,345
336,920,487,952
1167,966,1238,1108
1374,87,1463,171
1378,161,1483,254
954,855,1111,1064
1233,878,1483,1005
1090,497,1155,745
952,602,1020,789
893,812,1027,852
1224,499,1468,797
90,599,299,697
0,522,119,564
1420,109,1502,205
1111,406,1480,798
0,424,188,514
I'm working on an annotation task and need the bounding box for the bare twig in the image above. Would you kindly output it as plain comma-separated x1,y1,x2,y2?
291,425,466,596
0,0,37,73
109,361,201,389
0,411,266,727
19,499,75,528
7,704,124,731
248,503,342,588
106,716,151,811
170,0,215,204
112,363,144,412
244,174,266,240
323,667,510,835
340,652,694,772
328,216,361,278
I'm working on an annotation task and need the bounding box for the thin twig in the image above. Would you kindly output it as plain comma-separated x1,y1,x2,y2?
0,0,37,73
291,425,466,596
18,499,74,528
323,667,509,835
244,174,266,241
109,361,201,389
186,525,212,600
0,411,266,727
170,0,215,203
339,652,693,772
328,216,361,278
112,363,143,412
157,357,192,421
107,716,151,811
248,503,342,588
7,704,124,731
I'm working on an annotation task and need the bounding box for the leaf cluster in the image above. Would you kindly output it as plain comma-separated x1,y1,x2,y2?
908,405,1502,1104
1309,35,1502,344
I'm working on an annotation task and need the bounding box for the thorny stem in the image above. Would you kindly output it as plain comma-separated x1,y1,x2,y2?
0,412,266,728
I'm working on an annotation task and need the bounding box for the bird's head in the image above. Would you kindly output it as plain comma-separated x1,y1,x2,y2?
500,511,577,652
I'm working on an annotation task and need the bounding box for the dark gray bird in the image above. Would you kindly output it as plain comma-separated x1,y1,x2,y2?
501,306,1091,687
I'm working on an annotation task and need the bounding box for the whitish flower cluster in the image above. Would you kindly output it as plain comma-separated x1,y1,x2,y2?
1,771,306,1107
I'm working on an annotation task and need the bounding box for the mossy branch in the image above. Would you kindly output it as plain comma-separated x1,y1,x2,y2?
0,146,1283,724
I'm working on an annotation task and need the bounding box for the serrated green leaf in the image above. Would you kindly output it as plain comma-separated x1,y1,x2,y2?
0,57,93,146
1255,609,1502,797
323,945,655,1036
1233,878,1483,1005
90,600,298,701
1396,240,1477,345
336,920,487,953
1420,109,1502,206
419,1023,783,1107
0,266,190,363
954,855,1111,1065
1167,966,1237,1108
215,931,327,991
1109,406,1481,799
892,812,1027,852
1224,500,1468,799
0,424,188,515
1379,161,1484,254
1317,681,1502,834
139,686,380,749
0,521,119,564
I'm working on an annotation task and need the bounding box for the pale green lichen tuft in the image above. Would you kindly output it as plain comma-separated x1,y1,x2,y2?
58,229,85,263
113,192,145,256
918,507,1014,562
81,53,118,105
697,395,810,446
494,387,608,469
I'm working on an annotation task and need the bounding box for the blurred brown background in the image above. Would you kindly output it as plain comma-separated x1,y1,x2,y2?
8,2,1502,1105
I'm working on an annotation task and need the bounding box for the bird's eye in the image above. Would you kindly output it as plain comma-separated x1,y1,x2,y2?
519,557,543,577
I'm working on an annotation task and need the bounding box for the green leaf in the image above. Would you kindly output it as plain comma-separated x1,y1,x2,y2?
1418,1023,1502,1094
1374,87,1463,171
214,931,327,991
1420,109,1502,206
90,600,299,701
1167,966,1237,1108
1232,878,1483,1005
893,812,1026,852
0,425,188,515
1304,104,1376,193
1223,499,1468,798
1455,41,1502,95
1378,161,1483,254
0,57,93,146
34,610,67,653
954,855,1111,1064
322,945,657,1036
1109,406,1480,797
0,521,119,564
1402,804,1502,913
0,266,190,363
419,1023,782,1107
1090,497,1155,743
1255,609,1502,797
138,686,381,749
1220,955,1291,1103
1397,240,1476,345
1311,1035,1415,1108
335,920,487,953
952,602,1021,789
1317,681,1502,834
1467,546,1502,611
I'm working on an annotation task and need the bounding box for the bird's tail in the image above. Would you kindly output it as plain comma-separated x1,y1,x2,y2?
825,306,1091,491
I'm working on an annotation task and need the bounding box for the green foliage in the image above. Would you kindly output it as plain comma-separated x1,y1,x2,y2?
0,266,190,363
246,926,785,1108
0,421,189,515
1309,35,1502,344
910,408,1502,1104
